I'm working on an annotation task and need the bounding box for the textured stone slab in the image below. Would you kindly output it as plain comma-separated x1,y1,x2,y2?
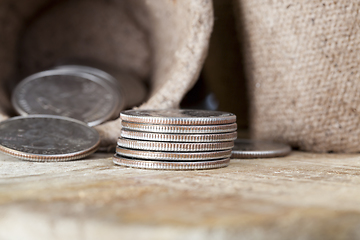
1,152,360,240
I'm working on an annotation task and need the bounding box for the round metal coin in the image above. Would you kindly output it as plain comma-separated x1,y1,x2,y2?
121,129,237,142
121,121,238,134
0,115,100,161
120,109,236,125
116,146,232,161
113,155,230,170
231,139,291,159
55,64,147,108
12,68,123,126
117,137,234,152
54,64,125,119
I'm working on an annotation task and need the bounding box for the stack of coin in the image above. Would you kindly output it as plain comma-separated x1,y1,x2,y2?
114,109,237,170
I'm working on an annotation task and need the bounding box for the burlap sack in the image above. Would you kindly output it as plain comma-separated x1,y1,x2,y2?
0,0,213,150
236,0,360,153
203,0,248,131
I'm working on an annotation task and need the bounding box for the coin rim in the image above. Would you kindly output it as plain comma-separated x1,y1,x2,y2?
117,137,234,152
121,130,237,143
0,115,100,161
113,155,230,170
231,139,291,159
121,121,238,134
120,109,236,125
116,146,232,161
12,68,123,127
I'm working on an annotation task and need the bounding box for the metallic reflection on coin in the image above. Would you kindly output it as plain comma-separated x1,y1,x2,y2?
12,68,123,126
0,115,100,161
116,146,232,161
121,129,237,142
118,137,234,152
113,155,230,170
120,109,236,125
55,64,147,108
121,121,238,134
231,139,291,159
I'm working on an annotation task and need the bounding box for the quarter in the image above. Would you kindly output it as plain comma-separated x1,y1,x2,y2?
117,137,234,152
55,64,147,108
0,115,100,161
121,129,237,142
231,139,291,159
121,121,237,134
113,155,230,170
120,109,236,125
12,68,123,126
116,146,232,161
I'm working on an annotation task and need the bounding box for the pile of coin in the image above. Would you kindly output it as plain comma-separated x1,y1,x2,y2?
114,109,237,170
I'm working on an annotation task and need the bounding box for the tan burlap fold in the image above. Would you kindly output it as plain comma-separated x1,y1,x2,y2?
0,0,213,150
236,0,360,152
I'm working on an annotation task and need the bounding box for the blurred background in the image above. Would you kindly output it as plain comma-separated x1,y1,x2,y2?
181,0,249,138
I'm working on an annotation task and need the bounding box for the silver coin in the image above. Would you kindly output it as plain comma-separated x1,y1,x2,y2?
113,155,230,170
116,146,232,161
231,139,291,159
117,137,234,152
54,65,124,119
12,68,123,126
121,129,237,142
55,64,147,108
0,115,100,161
120,109,236,125
121,121,238,134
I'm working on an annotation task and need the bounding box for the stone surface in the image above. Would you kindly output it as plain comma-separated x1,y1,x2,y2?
1,151,360,239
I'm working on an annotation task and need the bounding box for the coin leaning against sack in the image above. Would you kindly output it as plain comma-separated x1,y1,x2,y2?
12,65,146,126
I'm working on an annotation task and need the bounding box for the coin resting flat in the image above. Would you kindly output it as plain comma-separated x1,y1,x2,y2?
113,155,230,170
117,137,234,152
121,121,238,134
231,139,291,159
120,109,236,125
0,115,100,161
121,129,237,142
116,147,232,161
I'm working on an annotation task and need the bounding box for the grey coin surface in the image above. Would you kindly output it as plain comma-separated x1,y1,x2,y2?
117,137,234,152
121,129,237,142
116,146,232,161
12,68,123,126
231,139,291,159
56,64,146,108
120,109,236,125
0,115,100,161
54,65,125,119
121,121,238,134
113,155,230,170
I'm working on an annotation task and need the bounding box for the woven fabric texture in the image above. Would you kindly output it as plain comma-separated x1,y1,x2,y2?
236,0,360,152
0,0,213,150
